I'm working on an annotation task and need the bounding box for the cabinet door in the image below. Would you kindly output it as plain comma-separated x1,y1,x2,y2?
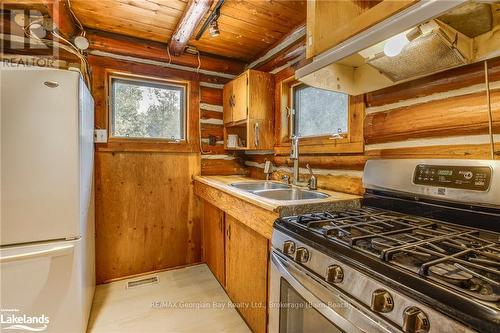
223,80,233,124
203,202,225,285
231,72,248,123
225,215,268,333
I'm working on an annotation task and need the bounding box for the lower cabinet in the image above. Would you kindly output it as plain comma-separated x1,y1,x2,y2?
203,202,225,285
202,201,269,333
225,214,269,333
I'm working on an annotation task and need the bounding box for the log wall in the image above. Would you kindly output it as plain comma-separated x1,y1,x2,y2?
245,58,500,195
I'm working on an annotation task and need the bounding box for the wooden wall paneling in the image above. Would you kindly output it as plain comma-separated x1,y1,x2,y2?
94,152,201,283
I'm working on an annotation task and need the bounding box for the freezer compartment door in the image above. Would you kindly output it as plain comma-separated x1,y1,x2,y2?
0,239,93,333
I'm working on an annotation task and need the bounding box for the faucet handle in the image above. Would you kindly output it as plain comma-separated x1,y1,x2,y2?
306,164,317,190
282,175,290,185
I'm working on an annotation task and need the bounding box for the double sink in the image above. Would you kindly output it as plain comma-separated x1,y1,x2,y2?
230,182,329,201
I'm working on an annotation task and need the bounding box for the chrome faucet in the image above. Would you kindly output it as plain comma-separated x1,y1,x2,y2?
306,164,317,190
290,135,300,185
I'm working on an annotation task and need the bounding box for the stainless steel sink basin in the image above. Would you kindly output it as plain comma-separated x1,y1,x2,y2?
253,188,329,201
230,181,290,192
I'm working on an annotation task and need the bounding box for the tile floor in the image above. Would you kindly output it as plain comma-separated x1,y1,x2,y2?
87,264,251,333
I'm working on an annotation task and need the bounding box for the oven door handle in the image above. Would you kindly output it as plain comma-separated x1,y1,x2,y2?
271,252,366,333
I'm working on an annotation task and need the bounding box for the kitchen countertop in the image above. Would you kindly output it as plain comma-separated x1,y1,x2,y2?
194,175,362,217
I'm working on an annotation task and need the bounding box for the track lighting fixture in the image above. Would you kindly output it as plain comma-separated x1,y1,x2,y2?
209,20,220,37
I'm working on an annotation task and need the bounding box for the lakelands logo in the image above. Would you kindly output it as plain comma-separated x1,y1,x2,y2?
0,309,50,332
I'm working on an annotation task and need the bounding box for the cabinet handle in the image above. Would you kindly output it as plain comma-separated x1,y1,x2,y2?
232,94,236,107
254,122,260,148
226,224,231,240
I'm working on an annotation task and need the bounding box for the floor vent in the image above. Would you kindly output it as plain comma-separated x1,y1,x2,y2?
126,276,159,289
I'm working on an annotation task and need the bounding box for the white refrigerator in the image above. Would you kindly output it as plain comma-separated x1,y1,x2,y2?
0,66,95,332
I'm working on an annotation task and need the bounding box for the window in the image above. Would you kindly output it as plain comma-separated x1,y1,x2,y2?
110,76,186,140
292,84,348,138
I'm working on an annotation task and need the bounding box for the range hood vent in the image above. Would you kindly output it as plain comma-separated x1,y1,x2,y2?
296,0,499,96
366,27,467,82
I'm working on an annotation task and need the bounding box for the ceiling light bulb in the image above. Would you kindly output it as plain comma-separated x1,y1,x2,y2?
74,35,89,50
209,20,220,37
383,32,410,57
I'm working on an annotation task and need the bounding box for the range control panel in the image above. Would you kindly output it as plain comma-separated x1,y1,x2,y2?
413,164,492,191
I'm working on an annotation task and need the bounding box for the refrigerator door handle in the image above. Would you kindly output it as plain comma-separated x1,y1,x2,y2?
0,244,74,263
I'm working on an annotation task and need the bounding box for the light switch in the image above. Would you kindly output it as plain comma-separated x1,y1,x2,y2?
94,129,108,143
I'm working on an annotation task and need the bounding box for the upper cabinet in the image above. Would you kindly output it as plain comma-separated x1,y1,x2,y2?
306,0,416,58
223,69,274,150
299,0,500,96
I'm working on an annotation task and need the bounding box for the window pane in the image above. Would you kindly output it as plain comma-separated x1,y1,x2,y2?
294,85,348,137
111,78,185,140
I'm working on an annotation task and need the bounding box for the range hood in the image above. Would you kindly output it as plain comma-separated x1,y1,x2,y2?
296,0,500,96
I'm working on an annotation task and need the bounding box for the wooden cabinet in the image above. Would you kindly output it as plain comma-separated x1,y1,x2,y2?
225,214,268,333
306,0,418,58
223,69,274,150
203,202,225,286
201,198,270,333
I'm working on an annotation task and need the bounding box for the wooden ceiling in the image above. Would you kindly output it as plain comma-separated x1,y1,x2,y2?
70,0,306,62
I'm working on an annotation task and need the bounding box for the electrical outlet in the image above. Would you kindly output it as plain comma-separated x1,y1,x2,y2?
94,129,107,143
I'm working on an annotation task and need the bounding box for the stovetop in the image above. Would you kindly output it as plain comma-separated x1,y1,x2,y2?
280,206,500,306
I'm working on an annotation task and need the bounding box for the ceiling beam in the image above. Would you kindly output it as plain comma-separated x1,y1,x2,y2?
169,0,214,56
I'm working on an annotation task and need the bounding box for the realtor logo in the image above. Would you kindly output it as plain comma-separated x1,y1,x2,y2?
0,309,50,331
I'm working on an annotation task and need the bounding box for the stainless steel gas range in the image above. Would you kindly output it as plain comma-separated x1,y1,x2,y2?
269,159,500,333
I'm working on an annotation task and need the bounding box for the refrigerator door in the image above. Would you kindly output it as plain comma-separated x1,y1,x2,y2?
0,239,91,333
1,67,91,245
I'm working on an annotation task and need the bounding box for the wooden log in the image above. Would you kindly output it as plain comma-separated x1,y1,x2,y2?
366,143,500,160
201,158,247,176
366,57,500,107
168,0,213,56
364,89,500,144
273,155,367,170
200,86,223,105
200,123,223,141
201,109,223,120
256,38,306,73
86,30,245,76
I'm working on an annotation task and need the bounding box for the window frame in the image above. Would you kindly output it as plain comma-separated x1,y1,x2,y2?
291,82,349,139
108,74,188,142
274,76,364,155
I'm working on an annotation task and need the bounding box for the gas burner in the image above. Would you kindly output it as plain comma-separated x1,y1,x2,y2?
283,207,500,303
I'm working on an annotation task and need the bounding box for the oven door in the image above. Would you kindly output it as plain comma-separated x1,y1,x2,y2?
269,250,398,333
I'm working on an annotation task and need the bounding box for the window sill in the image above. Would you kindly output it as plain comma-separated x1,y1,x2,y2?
95,141,200,153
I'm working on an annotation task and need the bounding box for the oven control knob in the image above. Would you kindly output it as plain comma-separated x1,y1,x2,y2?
325,265,344,284
283,240,296,256
294,247,309,263
403,307,430,333
371,289,394,313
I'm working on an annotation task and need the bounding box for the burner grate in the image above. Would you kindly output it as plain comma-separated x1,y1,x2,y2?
283,207,500,302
